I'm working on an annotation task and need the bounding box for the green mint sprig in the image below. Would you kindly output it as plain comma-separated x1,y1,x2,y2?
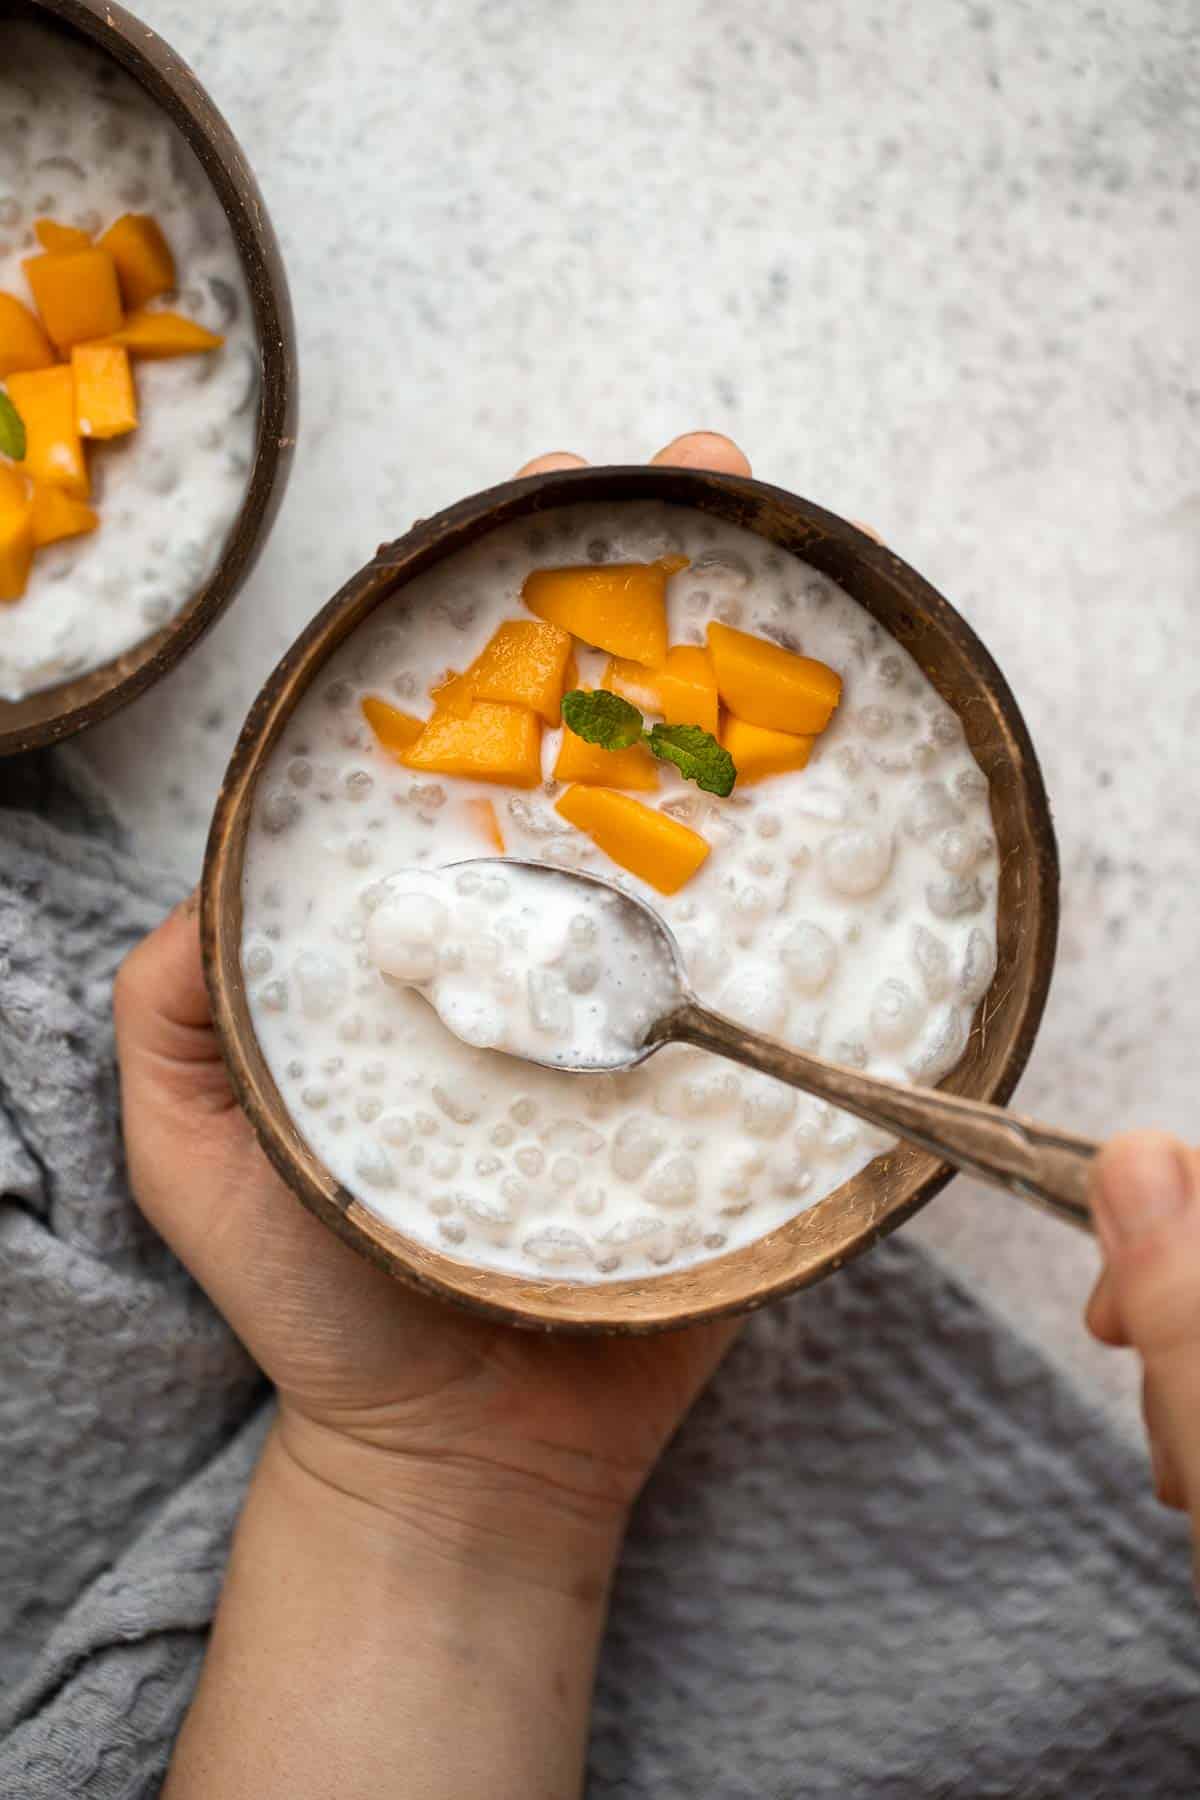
561,688,737,797
0,391,26,462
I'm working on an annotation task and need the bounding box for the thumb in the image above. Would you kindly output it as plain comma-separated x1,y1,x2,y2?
1089,1133,1200,1520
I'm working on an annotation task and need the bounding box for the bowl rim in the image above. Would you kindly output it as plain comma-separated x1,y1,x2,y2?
202,464,1060,1334
0,0,298,755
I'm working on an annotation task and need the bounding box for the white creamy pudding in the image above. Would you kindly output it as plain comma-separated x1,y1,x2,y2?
0,20,257,702
242,501,1000,1281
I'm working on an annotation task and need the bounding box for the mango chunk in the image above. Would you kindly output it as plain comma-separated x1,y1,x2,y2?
522,556,687,667
361,695,424,754
604,643,719,735
6,365,88,498
555,786,709,895
23,249,124,351
0,463,33,602
35,219,92,254
721,712,814,784
553,722,660,791
429,667,475,718
707,621,842,735
467,619,574,724
72,343,137,438
30,481,98,548
466,796,506,854
98,309,222,359
403,700,542,788
0,292,55,377
99,214,176,310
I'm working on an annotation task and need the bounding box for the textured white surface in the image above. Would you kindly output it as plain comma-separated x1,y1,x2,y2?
74,0,1200,1437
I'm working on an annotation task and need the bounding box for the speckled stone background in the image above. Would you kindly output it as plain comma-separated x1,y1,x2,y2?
73,0,1200,1440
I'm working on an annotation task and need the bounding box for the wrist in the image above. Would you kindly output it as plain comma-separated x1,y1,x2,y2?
269,1407,628,1598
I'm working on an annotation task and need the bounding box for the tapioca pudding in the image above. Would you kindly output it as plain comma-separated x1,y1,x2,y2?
242,501,999,1281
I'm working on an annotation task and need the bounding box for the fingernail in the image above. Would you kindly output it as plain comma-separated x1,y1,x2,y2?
1093,1139,1194,1245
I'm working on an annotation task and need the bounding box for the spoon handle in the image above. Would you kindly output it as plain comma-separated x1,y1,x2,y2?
660,999,1097,1229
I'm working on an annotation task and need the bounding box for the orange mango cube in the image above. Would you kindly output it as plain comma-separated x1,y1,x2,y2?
466,619,574,724
99,214,176,310
0,293,55,377
604,643,719,735
6,365,88,498
99,309,223,359
553,721,659,791
707,621,842,735
555,786,709,895
35,219,92,254
522,556,687,667
428,667,475,718
403,700,542,787
466,796,506,854
361,695,424,754
23,248,124,351
30,481,98,548
721,712,814,784
72,343,137,438
0,463,33,602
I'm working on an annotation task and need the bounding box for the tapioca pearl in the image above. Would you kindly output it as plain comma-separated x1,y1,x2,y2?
610,1115,666,1181
822,828,893,898
257,979,288,1012
541,1119,605,1158
432,1083,481,1125
954,765,989,803
347,839,374,869
831,1038,869,1070
367,892,448,983
454,869,482,896
430,1194,454,1217
490,1123,515,1148
505,797,558,839
286,1058,305,1079
292,950,348,1020
300,1084,328,1110
928,709,962,748
904,780,963,843
823,1114,859,1153
391,670,418,700
720,959,785,1031
909,1007,970,1083
323,679,355,710
260,787,300,834
354,1143,394,1187
344,769,373,803
769,1152,813,1200
515,1146,545,1179
462,1190,516,1228
356,1096,382,1124
600,1215,671,1253
413,1112,438,1137
474,1153,503,1178
858,705,895,739
523,1227,593,1268
480,875,508,904
379,1113,412,1146
836,746,863,780
527,968,571,1037
927,874,984,920
573,1184,607,1218
510,1097,538,1127
779,921,837,995
870,978,924,1050
961,927,998,1005
656,1064,739,1121
912,924,951,999
551,1156,580,1189
644,1155,698,1209
660,793,705,826
935,827,980,875
438,1219,468,1247
263,923,282,941
717,1149,766,1213
564,952,601,995
288,758,312,789
741,1077,796,1140
243,942,273,979
753,810,782,842
337,1013,365,1045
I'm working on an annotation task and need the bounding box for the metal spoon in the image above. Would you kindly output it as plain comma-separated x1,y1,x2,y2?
454,857,1096,1229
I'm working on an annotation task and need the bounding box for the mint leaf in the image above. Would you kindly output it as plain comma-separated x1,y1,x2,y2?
0,391,26,461
647,722,737,797
561,688,645,751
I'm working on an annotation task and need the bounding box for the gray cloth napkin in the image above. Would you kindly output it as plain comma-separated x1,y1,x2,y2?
1,754,1197,1799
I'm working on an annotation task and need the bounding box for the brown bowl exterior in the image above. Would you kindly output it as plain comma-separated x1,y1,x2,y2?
203,466,1059,1334
0,0,297,755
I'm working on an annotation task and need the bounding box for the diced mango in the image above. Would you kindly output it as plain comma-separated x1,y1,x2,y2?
523,556,687,667
23,249,124,351
0,462,33,602
98,309,222,359
6,365,88,498
71,343,137,438
429,667,474,718
604,643,719,735
555,786,709,895
30,481,98,548
361,695,424,754
721,712,814,784
99,214,176,310
0,293,55,377
707,621,842,735
466,796,506,854
467,619,574,724
403,700,542,788
35,219,92,254
553,722,660,791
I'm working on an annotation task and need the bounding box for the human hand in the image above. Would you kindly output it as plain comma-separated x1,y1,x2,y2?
114,431,747,1578
1086,1133,1200,1571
